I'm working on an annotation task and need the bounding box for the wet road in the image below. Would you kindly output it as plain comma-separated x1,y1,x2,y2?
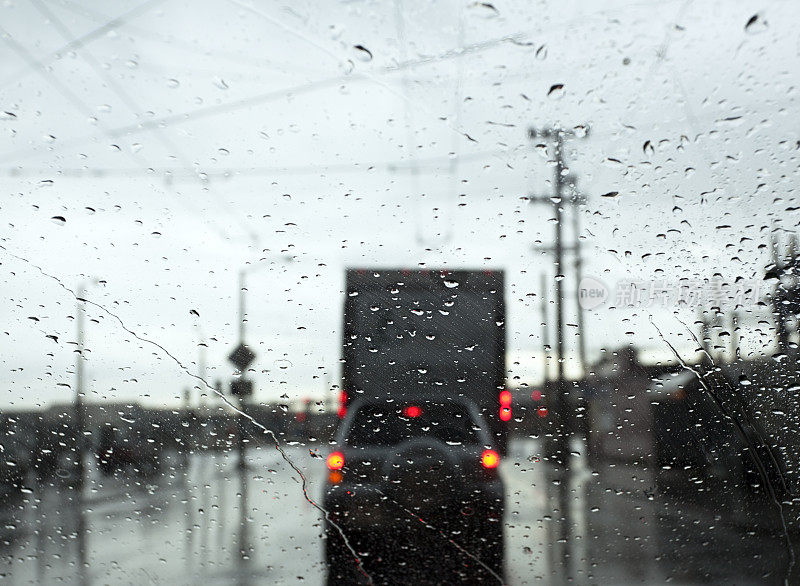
0,438,791,584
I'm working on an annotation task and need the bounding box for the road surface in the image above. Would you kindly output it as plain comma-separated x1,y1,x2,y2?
0,439,790,584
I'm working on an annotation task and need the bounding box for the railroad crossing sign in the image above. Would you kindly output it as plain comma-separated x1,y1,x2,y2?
228,342,256,371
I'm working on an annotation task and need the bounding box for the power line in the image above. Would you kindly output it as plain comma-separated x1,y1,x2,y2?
0,146,522,179
44,0,328,76
0,0,166,92
23,1,240,243
0,0,703,169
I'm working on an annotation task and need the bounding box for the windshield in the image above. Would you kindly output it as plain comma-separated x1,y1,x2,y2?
2,1,798,584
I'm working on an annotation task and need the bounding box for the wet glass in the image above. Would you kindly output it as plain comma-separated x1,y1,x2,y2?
1,1,799,585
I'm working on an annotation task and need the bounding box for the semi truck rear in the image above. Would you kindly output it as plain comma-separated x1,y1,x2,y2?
339,268,509,453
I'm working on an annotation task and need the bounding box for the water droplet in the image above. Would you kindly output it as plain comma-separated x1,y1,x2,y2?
547,83,564,98
353,45,373,62
51,215,66,226
745,13,767,34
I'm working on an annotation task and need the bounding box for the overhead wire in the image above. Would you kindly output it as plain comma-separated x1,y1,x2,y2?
0,0,167,91
30,0,256,244
42,0,328,76
2,0,689,168
1,11,233,243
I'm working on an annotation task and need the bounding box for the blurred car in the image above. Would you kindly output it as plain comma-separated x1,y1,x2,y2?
96,423,161,478
323,396,505,584
0,414,36,496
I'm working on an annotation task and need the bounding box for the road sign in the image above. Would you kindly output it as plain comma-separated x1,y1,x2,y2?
230,379,253,397
228,343,256,371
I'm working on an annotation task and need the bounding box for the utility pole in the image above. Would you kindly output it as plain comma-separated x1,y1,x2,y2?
541,273,550,382
528,125,589,581
528,125,589,457
731,311,741,361
74,280,97,494
569,182,588,376
74,285,86,495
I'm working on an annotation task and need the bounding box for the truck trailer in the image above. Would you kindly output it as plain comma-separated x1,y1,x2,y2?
339,268,509,453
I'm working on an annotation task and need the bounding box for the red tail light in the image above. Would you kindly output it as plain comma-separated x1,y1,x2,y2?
499,390,512,421
327,451,345,470
481,449,500,469
337,390,348,419
403,405,422,418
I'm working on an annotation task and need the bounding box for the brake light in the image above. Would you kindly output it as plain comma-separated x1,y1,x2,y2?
481,449,500,469
403,405,422,418
499,390,512,421
337,390,348,419
531,390,542,401
327,451,345,470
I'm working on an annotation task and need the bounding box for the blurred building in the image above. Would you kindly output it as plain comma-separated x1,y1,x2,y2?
583,346,679,464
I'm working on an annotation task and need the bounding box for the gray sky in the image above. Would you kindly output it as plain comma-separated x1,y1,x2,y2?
1,0,798,409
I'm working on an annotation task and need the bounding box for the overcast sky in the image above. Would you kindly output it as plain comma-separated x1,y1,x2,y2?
1,0,798,409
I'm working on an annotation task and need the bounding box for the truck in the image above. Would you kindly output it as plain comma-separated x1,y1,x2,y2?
339,268,509,453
